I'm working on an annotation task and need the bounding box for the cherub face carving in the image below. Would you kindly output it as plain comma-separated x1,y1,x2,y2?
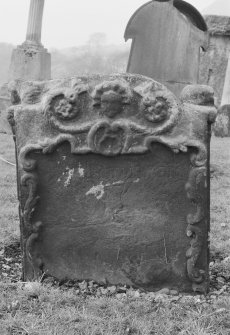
92,80,132,119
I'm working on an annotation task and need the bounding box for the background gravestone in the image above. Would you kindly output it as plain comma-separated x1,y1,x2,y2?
125,0,208,97
199,16,230,106
8,0,51,82
0,0,50,134
214,105,230,137
9,74,216,293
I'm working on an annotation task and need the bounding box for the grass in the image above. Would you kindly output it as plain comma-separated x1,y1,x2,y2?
210,137,230,255
0,281,230,335
0,134,19,247
0,133,230,335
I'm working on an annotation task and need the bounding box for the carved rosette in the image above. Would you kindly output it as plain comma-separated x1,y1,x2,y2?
10,75,216,289
43,83,89,131
135,82,181,134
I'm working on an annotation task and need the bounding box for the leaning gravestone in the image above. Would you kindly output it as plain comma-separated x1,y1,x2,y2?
125,0,209,97
8,74,216,293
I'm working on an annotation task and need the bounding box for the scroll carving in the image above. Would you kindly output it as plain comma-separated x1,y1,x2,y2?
185,165,207,289
185,167,206,225
88,121,129,156
21,173,39,229
186,225,205,284
26,221,44,279
21,173,43,279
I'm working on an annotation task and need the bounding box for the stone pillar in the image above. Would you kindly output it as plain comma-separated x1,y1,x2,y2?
8,0,51,81
26,0,45,45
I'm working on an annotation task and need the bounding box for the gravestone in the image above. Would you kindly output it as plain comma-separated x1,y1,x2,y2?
199,15,230,106
8,74,216,293
8,0,51,81
1,0,50,134
214,105,230,137
125,0,208,97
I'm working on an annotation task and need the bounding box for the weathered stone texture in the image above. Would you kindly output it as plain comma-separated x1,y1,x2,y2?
8,0,51,82
8,45,51,82
199,16,230,106
9,74,216,292
214,105,230,137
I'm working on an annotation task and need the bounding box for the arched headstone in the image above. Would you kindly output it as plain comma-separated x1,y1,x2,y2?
125,0,209,97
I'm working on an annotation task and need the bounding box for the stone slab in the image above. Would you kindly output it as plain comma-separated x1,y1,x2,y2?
199,16,230,106
125,0,208,97
8,44,51,81
9,74,216,292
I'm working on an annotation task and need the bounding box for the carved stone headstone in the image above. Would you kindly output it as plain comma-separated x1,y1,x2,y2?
9,74,216,293
214,105,230,137
125,0,208,97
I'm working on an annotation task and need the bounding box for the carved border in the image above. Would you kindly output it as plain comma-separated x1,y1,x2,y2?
19,133,208,288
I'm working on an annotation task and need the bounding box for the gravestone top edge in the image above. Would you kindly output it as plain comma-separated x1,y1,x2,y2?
204,15,230,36
124,0,207,41
8,74,217,146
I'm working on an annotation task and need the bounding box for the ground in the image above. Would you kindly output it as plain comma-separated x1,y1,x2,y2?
0,133,230,335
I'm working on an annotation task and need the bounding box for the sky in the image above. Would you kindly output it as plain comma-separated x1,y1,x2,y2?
0,0,215,49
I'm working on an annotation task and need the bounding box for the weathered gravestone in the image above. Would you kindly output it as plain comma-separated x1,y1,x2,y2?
214,105,230,137
8,74,216,292
125,0,209,97
1,0,50,134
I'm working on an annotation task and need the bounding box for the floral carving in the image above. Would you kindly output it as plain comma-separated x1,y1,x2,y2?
44,84,88,121
53,96,77,120
142,94,170,123
134,83,181,134
92,80,132,118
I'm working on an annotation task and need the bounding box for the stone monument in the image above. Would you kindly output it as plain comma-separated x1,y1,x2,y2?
8,0,51,81
125,0,209,97
200,15,230,106
8,74,216,293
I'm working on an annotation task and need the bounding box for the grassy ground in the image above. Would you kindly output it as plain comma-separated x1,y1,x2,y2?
0,281,230,335
0,134,230,335
210,137,230,255
0,134,19,247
